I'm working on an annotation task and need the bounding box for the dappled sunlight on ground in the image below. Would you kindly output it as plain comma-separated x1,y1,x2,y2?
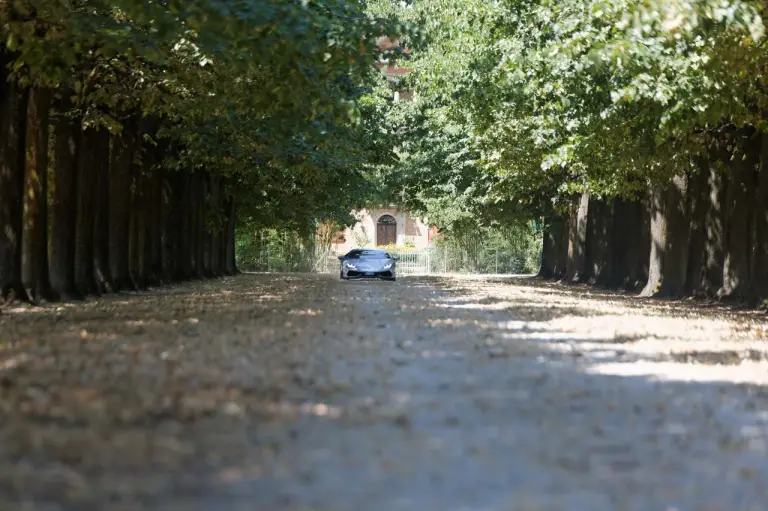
435,276,768,387
2,273,768,509
586,360,768,384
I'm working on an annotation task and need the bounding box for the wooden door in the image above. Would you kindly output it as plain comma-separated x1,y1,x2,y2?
377,215,397,246
377,223,396,246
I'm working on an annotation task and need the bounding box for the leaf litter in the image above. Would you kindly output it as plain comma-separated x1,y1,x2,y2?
1,274,767,510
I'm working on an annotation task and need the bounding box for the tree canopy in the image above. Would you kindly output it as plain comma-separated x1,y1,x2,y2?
2,0,413,232
366,0,768,304
4,0,768,305
373,0,767,218
0,0,417,301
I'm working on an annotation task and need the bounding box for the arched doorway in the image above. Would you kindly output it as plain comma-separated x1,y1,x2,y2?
376,215,397,246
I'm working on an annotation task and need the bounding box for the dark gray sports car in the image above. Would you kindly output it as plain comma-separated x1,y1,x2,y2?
338,249,397,281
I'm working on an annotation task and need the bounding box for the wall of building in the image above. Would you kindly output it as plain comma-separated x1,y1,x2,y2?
334,208,430,253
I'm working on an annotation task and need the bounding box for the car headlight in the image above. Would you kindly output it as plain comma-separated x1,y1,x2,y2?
383,261,393,269
344,261,357,270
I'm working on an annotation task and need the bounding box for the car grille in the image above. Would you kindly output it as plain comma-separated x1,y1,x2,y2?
347,270,393,279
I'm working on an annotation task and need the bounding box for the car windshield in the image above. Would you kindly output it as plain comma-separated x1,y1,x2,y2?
345,250,390,259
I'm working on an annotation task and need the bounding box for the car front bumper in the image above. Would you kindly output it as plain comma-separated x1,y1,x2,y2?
343,269,395,279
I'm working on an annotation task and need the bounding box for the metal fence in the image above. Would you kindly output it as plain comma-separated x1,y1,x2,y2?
237,228,542,276
236,230,318,273
309,246,539,276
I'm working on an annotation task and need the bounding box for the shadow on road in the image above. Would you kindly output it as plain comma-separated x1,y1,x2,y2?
1,273,767,509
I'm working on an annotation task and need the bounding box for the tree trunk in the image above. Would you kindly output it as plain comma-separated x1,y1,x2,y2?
699,143,729,297
160,177,174,282
129,118,160,289
539,219,556,279
92,129,113,294
21,87,52,303
204,231,214,277
585,197,614,286
168,172,190,280
209,176,222,276
194,173,206,278
641,175,690,298
219,219,228,276
565,192,589,282
552,210,569,280
49,99,81,300
188,174,198,278
752,131,768,307
217,186,228,276
216,181,225,276
202,175,215,277
225,196,237,275
185,173,199,279
186,174,198,279
144,174,163,286
685,159,710,297
610,198,644,289
0,63,28,302
153,175,164,284
718,128,760,304
129,171,146,289
539,214,567,280
203,207,212,275
74,128,101,297
635,197,651,288
108,123,137,290
141,179,154,286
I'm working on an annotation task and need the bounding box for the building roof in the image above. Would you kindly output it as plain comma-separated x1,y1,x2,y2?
375,36,412,79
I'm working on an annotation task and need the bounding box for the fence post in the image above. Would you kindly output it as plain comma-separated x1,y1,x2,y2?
426,249,431,275
495,249,498,275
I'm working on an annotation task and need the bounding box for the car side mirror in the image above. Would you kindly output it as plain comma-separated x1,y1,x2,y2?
391,255,399,261
338,256,345,261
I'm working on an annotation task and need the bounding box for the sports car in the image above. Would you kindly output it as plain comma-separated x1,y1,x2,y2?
338,249,397,281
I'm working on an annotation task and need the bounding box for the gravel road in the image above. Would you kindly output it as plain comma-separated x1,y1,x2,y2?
1,274,768,511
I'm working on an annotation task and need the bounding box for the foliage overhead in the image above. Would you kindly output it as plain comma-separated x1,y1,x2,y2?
5,0,768,235
370,0,768,234
2,0,417,232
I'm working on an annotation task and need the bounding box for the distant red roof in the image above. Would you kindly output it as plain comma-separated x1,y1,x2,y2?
376,36,412,55
376,36,411,78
